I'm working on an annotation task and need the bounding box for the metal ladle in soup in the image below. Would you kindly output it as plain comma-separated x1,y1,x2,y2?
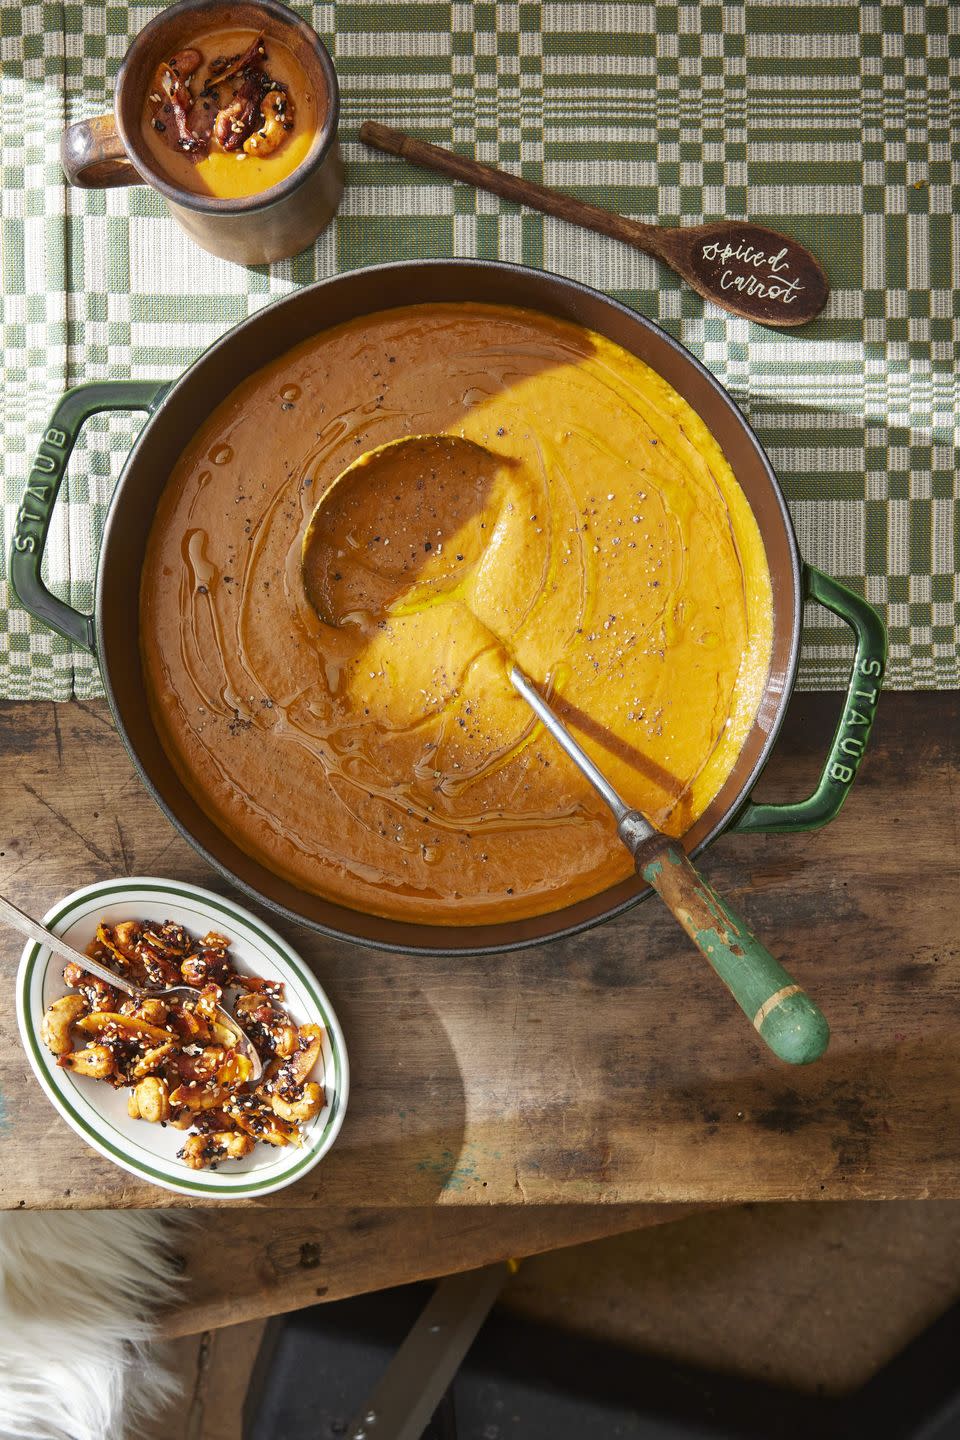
302,434,512,631
302,435,829,1065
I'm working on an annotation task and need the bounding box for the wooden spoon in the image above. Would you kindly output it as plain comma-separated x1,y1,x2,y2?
302,435,830,1064
360,121,829,329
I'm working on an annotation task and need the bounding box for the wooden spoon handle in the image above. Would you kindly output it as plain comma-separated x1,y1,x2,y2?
360,121,829,328
360,120,662,251
636,836,829,1066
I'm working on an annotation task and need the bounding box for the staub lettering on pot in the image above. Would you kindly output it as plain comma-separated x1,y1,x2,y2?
13,428,68,553
828,657,884,784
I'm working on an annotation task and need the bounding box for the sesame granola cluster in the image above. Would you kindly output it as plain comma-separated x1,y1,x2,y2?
40,919,324,1171
148,34,296,164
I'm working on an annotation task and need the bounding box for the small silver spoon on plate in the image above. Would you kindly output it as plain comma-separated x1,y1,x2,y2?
0,892,263,1081
302,434,829,1064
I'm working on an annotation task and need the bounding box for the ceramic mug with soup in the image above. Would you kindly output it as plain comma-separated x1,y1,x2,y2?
59,0,342,266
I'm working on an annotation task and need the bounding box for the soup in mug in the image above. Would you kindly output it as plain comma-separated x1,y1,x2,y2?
140,28,321,199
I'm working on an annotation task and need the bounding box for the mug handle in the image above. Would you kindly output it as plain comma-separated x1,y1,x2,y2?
10,381,169,652
730,565,887,836
61,114,141,189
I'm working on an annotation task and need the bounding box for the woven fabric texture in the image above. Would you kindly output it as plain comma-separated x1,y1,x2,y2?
1,0,957,698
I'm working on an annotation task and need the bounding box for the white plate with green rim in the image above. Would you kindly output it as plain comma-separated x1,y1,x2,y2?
16,877,349,1199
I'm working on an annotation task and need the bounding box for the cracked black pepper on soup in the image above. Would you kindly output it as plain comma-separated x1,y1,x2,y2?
140,303,773,925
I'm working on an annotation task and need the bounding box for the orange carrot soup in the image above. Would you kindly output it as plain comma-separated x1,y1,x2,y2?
141,304,773,925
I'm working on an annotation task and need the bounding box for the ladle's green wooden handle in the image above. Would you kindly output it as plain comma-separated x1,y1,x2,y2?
638,837,829,1065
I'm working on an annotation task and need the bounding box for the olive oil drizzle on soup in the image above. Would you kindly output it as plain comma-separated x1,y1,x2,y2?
141,304,773,925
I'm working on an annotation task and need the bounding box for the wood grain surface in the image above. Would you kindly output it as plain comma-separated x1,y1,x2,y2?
0,692,956,1209
159,1203,700,1337
154,1200,960,1399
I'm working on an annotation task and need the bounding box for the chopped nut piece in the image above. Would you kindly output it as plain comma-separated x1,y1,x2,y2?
75,1012,173,1045
180,1130,255,1170
224,1095,300,1148
243,89,295,157
129,1075,171,1123
271,1080,324,1124
41,994,87,1055
62,961,117,1013
131,1040,176,1080
213,69,264,151
59,1044,114,1079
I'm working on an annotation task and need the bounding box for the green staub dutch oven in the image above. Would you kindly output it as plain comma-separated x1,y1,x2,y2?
10,260,886,962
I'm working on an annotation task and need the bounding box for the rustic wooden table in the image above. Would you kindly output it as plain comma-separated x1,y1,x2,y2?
1,692,956,1213
140,1197,960,1437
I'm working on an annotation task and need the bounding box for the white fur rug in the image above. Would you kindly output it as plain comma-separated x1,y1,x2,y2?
0,1211,185,1440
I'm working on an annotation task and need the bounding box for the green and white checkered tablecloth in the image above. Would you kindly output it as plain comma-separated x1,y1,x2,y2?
1,0,957,699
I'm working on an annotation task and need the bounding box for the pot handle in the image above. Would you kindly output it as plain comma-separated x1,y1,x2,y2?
61,114,141,189
731,565,887,836
10,381,169,653
636,834,829,1065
